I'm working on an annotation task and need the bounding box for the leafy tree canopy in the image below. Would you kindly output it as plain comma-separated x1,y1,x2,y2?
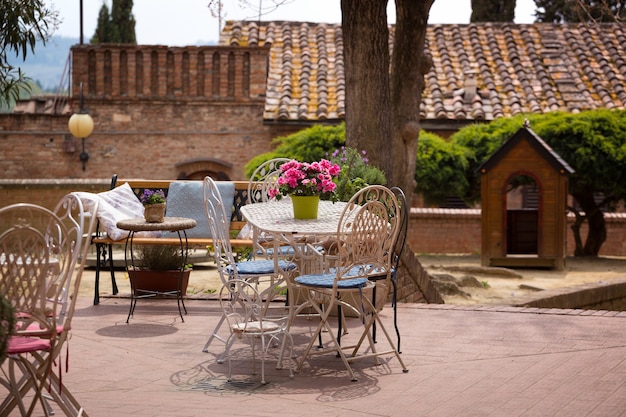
244,124,346,177
534,0,625,22
0,0,59,106
416,132,471,206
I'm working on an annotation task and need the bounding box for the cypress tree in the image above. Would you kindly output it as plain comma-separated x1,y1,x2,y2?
470,0,516,22
91,0,136,44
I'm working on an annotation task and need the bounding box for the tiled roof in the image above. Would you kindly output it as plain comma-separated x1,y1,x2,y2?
220,21,626,124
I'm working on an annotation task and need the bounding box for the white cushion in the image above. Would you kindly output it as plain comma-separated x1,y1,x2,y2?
76,183,147,241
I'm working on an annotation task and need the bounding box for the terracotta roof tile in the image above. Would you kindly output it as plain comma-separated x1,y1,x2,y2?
221,21,626,124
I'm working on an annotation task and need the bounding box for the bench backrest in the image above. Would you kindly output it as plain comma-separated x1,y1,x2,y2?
112,177,251,234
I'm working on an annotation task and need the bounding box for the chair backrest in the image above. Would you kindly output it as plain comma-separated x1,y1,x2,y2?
219,278,267,333
335,185,402,283
203,176,239,284
389,186,408,274
0,204,74,341
52,193,99,329
247,158,291,204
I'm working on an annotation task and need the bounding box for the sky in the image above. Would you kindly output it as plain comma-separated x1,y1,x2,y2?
52,0,537,46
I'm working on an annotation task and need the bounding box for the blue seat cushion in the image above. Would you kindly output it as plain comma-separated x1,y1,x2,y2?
256,245,295,257
330,265,392,281
228,259,296,275
295,273,368,289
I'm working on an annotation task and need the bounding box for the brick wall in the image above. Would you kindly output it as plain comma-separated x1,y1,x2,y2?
407,208,626,257
0,45,300,181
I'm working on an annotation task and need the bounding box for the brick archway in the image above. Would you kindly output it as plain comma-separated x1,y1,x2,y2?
175,158,233,180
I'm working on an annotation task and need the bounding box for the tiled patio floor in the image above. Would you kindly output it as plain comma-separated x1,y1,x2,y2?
3,264,626,417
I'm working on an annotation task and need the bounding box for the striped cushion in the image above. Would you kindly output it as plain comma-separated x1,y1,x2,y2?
295,273,368,289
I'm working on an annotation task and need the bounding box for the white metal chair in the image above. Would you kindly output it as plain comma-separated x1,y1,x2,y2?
246,157,291,205
368,186,408,353
293,185,408,381
246,157,296,260
218,278,294,384
0,194,97,417
202,176,296,357
0,202,74,416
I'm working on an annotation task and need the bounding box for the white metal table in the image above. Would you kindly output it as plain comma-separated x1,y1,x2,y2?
240,199,347,273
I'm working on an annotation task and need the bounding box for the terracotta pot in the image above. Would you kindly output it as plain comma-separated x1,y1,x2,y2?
128,268,191,296
144,203,166,223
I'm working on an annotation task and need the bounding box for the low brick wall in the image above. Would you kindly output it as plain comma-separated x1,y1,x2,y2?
407,208,626,258
2,180,626,257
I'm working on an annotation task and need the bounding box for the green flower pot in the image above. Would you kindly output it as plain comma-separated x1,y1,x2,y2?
291,195,320,219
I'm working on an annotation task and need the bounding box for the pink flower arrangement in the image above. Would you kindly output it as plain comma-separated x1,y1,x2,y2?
269,159,341,199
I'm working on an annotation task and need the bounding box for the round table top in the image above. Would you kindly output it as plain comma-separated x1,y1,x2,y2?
116,217,197,232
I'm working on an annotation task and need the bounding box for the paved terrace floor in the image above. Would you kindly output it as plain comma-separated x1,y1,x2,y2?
4,269,626,417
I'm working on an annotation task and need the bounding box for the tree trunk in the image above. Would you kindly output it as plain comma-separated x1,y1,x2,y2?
569,209,585,256
341,0,442,305
341,0,393,177
572,192,607,256
390,0,434,202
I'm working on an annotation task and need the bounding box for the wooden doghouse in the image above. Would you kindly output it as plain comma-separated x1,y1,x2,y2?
478,122,574,270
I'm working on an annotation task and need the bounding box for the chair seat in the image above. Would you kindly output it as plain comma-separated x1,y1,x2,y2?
232,320,281,334
256,245,295,256
332,265,392,280
295,273,368,289
7,336,52,354
228,259,296,275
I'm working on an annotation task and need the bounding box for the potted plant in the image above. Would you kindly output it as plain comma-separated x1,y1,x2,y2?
128,245,192,295
140,189,166,223
268,158,340,219
0,294,15,365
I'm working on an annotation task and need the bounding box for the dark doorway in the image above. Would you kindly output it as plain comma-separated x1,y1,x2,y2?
506,175,539,254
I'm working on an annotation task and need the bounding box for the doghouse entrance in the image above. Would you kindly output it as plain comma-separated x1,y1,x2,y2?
506,174,539,255
507,209,538,253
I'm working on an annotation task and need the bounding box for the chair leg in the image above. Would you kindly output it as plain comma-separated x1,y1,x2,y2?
202,314,228,363
392,279,401,353
348,298,408,374
108,244,118,295
295,301,358,382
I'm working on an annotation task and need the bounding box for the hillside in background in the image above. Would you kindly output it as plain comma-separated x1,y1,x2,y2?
7,36,77,92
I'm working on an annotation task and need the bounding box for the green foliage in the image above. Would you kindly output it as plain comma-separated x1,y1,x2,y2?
244,123,389,201
416,131,471,206
450,115,526,203
328,147,387,202
0,294,16,362
243,124,345,177
135,245,189,271
529,110,626,204
534,0,625,23
0,0,60,106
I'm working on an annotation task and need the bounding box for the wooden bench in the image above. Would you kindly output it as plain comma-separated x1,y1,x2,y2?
91,176,255,305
